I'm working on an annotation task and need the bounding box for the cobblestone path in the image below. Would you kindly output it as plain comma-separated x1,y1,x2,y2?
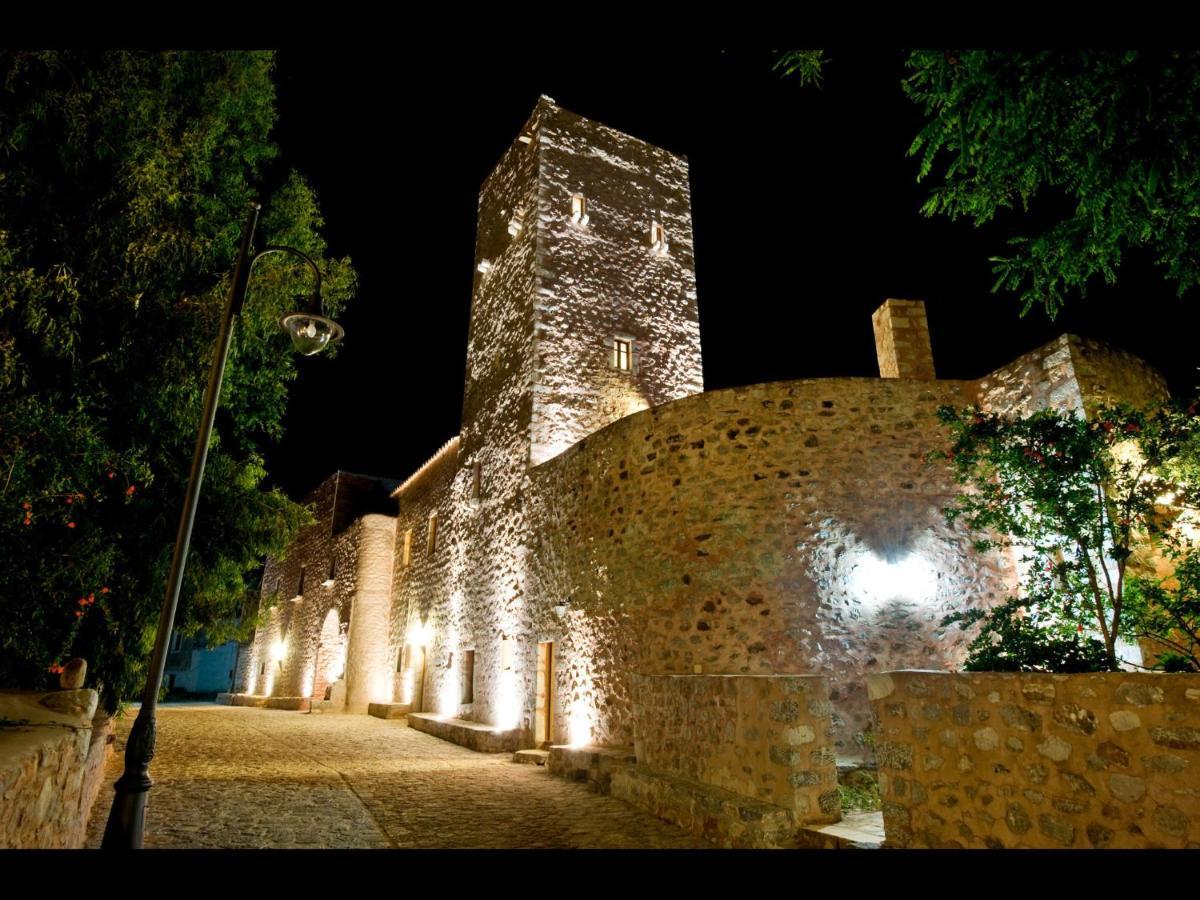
85,705,707,849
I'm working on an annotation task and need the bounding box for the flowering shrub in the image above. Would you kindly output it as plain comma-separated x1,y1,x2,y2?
936,401,1200,672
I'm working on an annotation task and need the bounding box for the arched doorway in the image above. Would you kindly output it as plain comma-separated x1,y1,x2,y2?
312,608,345,701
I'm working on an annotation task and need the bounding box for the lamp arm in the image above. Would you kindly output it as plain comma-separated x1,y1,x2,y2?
240,245,324,314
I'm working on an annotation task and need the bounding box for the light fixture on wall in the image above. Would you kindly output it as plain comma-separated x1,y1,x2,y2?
553,599,569,618
850,552,938,609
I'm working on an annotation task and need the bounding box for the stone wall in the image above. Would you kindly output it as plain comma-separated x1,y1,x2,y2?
0,689,113,849
239,471,396,703
631,674,838,822
868,671,1200,849
528,377,1016,749
975,334,1169,418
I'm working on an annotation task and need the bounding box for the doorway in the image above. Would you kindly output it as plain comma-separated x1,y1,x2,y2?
535,641,555,747
410,644,427,712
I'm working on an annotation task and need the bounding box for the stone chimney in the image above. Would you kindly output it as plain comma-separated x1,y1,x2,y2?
872,299,936,380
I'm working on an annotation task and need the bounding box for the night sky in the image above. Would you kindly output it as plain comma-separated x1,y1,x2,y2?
266,47,1200,500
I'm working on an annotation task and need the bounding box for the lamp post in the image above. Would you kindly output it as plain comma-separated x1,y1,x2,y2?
101,201,344,849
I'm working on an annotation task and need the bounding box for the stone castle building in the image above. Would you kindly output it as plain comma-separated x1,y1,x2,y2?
232,96,1168,753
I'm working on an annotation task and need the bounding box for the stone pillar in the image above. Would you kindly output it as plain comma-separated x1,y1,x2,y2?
872,299,936,380
344,514,396,714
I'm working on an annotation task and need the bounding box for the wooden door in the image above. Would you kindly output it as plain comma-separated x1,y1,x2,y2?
535,641,554,747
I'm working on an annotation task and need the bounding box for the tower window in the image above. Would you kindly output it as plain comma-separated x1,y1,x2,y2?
470,461,483,508
611,337,634,372
507,208,525,237
427,512,439,555
570,194,589,226
296,566,306,598
402,529,412,567
650,221,668,255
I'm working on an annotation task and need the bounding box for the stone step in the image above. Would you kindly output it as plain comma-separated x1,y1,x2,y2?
407,712,523,752
513,749,550,766
547,745,638,793
367,702,412,720
796,811,884,849
607,764,798,849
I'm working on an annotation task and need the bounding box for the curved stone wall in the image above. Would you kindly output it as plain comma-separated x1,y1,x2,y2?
528,376,1017,749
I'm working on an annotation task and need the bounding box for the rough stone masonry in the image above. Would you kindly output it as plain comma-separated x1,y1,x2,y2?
232,96,1169,754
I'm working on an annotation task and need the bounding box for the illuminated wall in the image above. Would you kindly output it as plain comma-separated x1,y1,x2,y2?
527,374,1018,748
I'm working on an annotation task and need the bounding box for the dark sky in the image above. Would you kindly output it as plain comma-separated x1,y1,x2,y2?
266,47,1199,499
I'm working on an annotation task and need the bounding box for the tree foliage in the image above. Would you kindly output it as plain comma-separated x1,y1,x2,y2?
773,50,828,88
936,402,1200,672
0,51,355,710
779,50,1200,317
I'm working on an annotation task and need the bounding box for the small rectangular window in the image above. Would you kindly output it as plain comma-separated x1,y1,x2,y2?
297,566,306,597
402,529,412,567
427,512,439,555
470,461,482,508
461,650,475,704
570,194,589,225
650,221,667,253
611,337,633,372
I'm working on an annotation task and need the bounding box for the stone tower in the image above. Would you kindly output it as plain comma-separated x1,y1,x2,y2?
461,96,704,470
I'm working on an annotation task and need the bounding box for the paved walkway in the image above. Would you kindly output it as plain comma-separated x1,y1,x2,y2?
85,705,707,849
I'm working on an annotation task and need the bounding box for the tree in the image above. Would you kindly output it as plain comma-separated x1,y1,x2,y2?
936,402,1200,672
778,50,1200,317
0,51,355,711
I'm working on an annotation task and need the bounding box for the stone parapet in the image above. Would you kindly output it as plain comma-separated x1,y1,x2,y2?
0,689,112,848
868,670,1200,849
631,673,839,823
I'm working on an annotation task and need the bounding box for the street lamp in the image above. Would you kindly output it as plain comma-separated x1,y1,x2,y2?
101,201,343,849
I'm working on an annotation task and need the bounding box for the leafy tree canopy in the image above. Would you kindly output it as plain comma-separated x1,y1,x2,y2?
778,49,1200,318
936,402,1200,672
0,51,355,710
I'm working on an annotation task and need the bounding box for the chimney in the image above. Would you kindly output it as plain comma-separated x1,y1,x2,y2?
872,299,936,380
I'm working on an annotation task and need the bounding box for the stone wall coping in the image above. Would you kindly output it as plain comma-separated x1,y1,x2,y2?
867,669,1191,700
0,689,100,783
0,689,98,729
633,672,829,682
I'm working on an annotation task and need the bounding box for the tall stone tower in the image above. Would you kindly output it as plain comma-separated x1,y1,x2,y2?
461,96,703,471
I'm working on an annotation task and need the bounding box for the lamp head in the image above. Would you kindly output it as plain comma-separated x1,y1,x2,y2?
280,291,343,356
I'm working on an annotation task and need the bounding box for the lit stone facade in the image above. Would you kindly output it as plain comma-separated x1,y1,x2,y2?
238,97,1169,754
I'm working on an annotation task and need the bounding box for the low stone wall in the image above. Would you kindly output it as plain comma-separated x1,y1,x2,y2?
868,671,1200,849
0,689,114,848
631,674,839,823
